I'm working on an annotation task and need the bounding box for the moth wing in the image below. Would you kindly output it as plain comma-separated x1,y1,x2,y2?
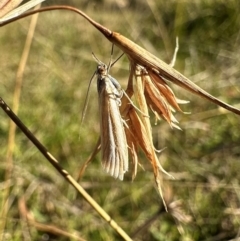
98,77,128,180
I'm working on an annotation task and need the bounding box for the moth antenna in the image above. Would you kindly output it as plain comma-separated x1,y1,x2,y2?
111,52,124,68
92,47,124,71
107,44,114,73
92,52,104,65
81,70,96,124
107,45,124,70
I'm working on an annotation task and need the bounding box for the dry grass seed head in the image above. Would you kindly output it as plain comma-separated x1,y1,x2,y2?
142,69,173,125
149,70,184,112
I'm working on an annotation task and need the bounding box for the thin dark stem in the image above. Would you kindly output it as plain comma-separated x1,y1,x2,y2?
0,5,112,38
0,97,67,176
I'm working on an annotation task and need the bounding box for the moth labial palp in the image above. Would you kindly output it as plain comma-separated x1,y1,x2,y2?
95,61,128,181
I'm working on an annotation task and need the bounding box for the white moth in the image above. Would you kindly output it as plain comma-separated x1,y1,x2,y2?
94,56,128,180
0,0,45,23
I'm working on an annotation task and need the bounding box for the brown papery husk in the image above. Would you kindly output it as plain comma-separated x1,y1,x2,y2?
149,70,183,112
128,107,169,210
142,72,172,124
132,66,173,210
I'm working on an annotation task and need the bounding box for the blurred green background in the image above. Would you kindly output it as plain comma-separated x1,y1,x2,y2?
0,0,240,240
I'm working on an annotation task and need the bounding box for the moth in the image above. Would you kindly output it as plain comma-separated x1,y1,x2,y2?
82,52,129,180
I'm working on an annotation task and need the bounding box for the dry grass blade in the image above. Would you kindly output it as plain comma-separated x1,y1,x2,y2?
0,0,23,18
0,0,45,22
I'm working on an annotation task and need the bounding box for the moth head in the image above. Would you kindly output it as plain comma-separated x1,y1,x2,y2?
97,63,108,76
92,52,109,77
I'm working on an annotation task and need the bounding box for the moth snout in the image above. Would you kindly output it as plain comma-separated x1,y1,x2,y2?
97,64,107,76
